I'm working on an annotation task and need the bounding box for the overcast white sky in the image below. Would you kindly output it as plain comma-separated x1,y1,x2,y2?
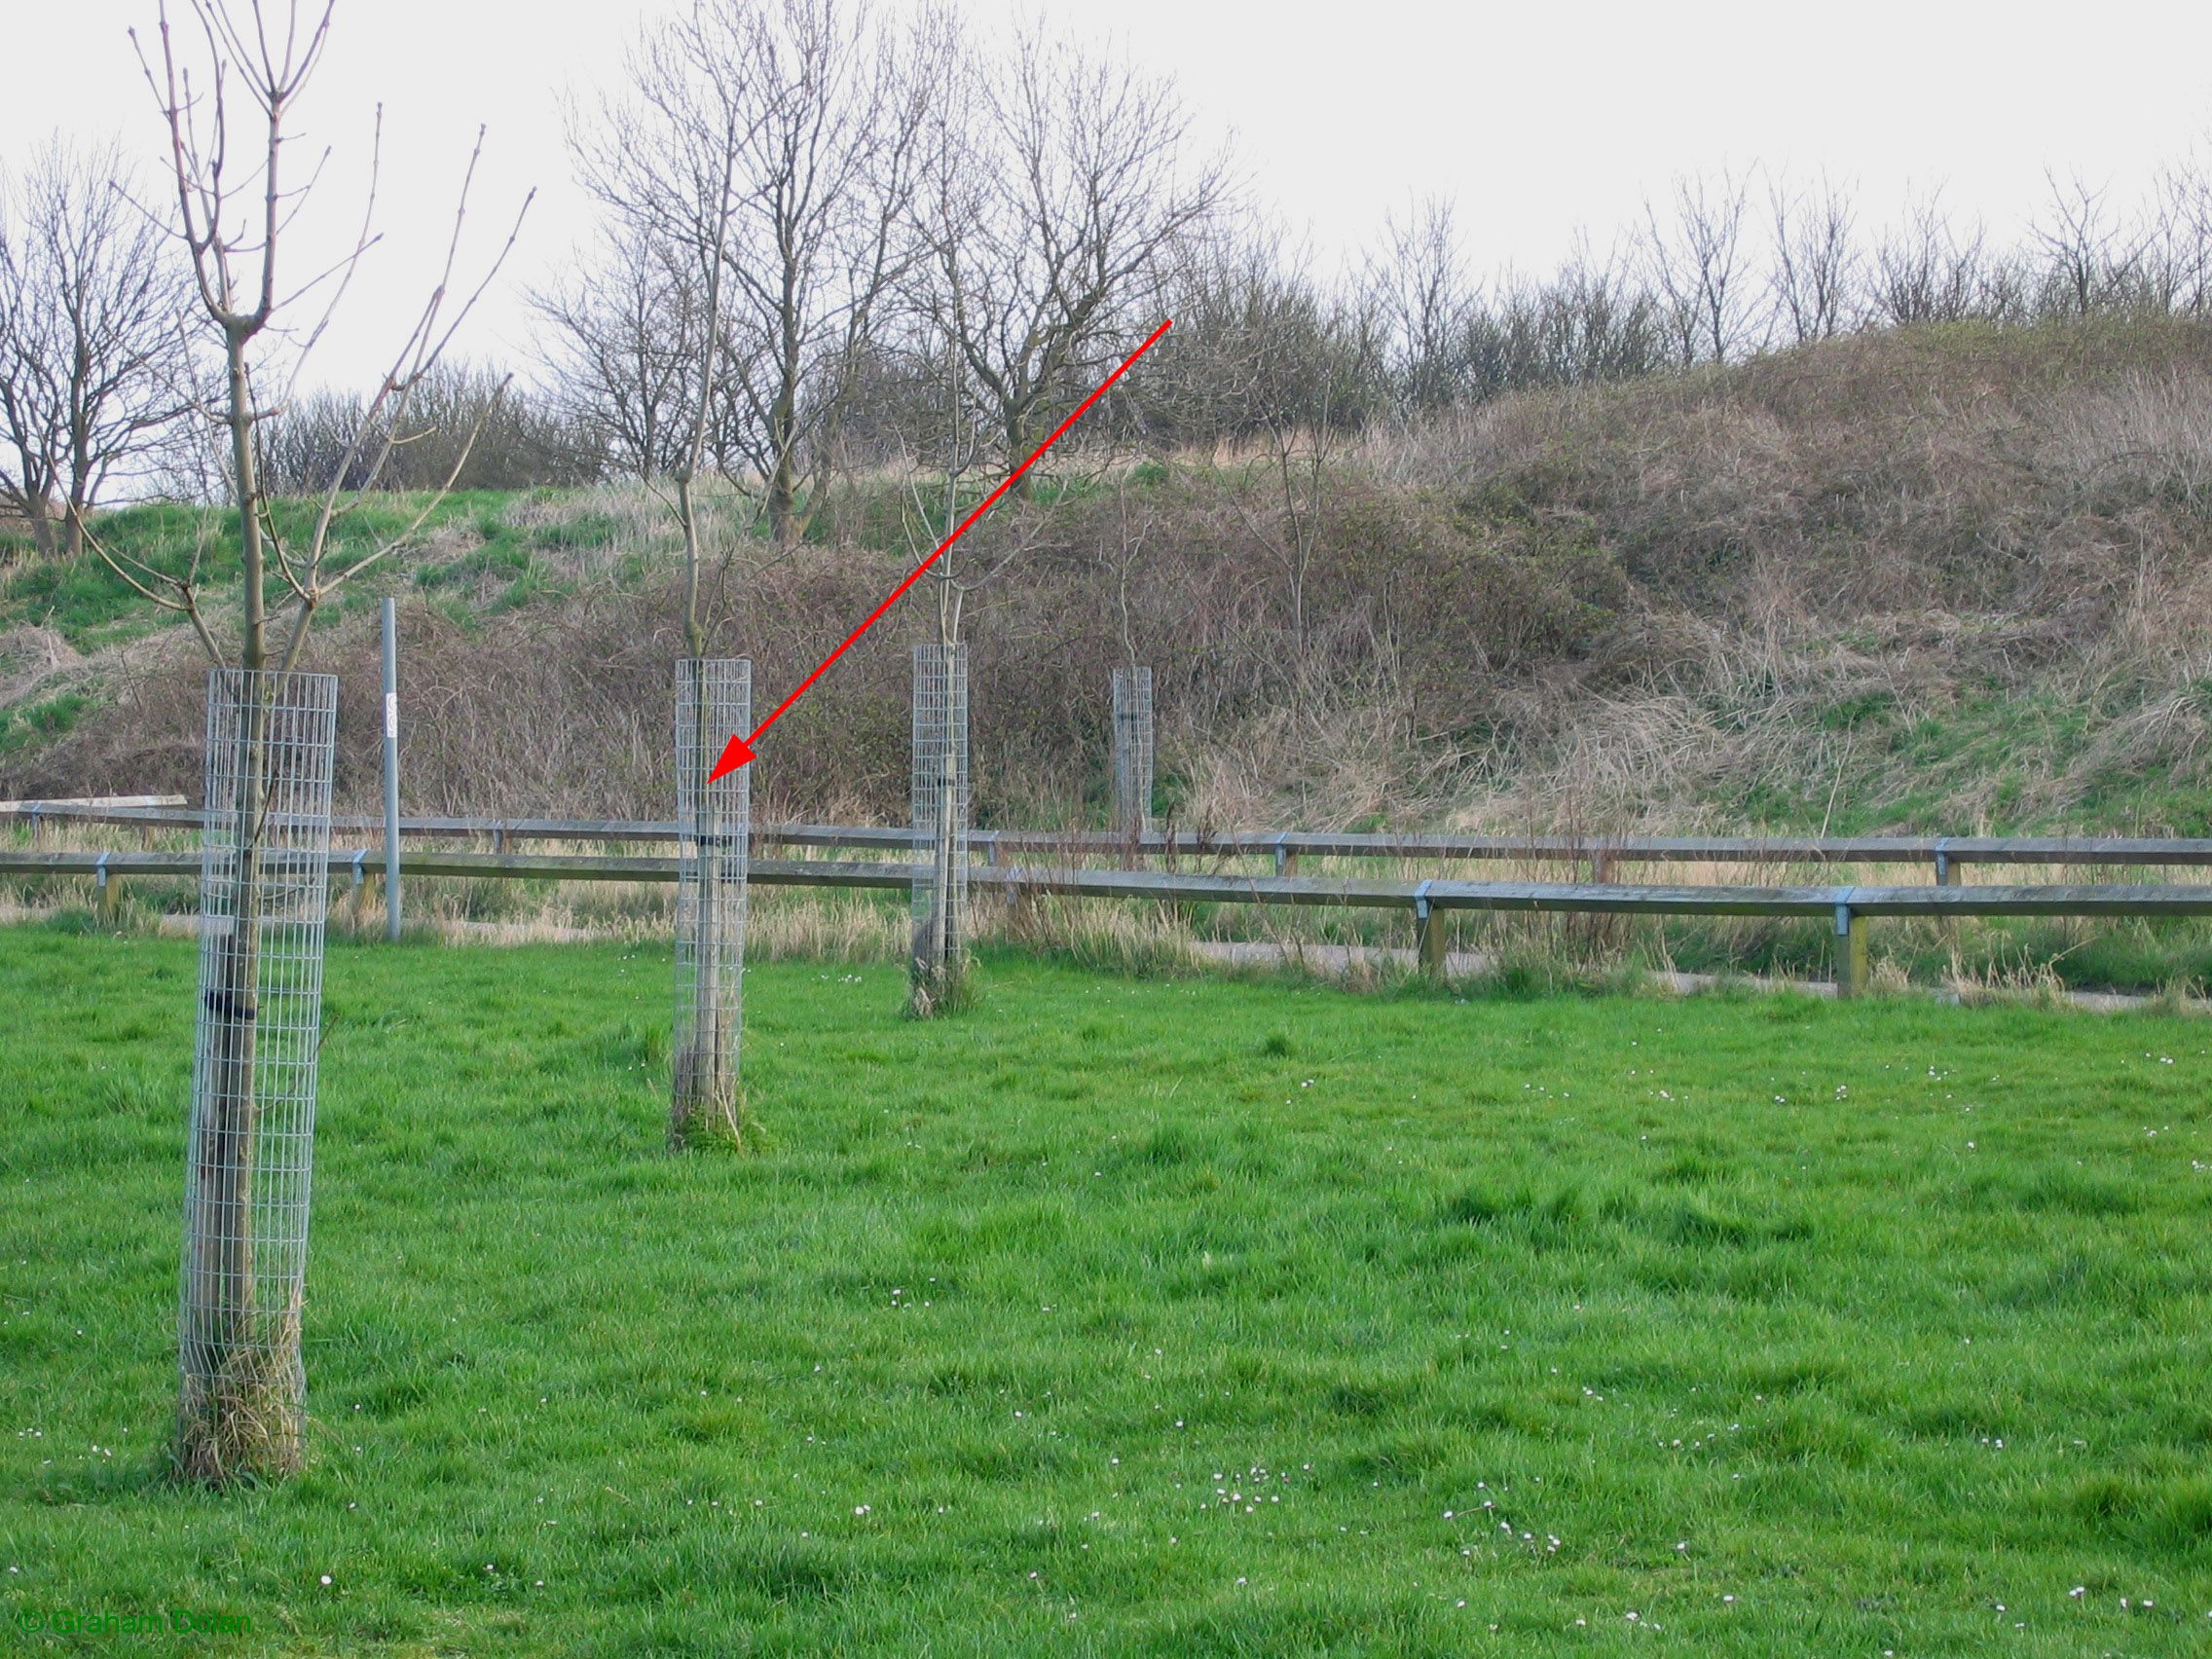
7,0,2210,389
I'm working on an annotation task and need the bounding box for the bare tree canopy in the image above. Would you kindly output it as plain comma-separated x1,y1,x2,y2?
910,20,1226,494
96,0,531,671
556,0,931,543
1768,172,1861,345
1642,169,1759,365
535,233,698,481
0,139,198,558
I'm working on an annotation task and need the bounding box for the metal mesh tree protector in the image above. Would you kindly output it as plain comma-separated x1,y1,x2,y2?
177,668,337,1482
673,658,751,1145
1112,665,1155,837
910,642,970,1011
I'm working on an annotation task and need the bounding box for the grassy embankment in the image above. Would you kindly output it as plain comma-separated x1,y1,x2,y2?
3,924,2210,1654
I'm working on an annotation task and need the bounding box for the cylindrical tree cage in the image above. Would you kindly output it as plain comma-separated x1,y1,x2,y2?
1112,665,1154,838
910,641,970,1014
176,668,337,1483
672,657,751,1146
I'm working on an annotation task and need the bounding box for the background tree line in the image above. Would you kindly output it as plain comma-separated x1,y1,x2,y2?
5,0,2212,545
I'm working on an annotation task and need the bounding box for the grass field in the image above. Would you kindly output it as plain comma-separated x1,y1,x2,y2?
3,925,2211,1654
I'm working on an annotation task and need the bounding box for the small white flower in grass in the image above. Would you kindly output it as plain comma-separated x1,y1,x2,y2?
320,1575,332,1586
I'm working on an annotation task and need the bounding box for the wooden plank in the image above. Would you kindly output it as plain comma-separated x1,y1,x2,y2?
0,793,186,811
15,809,2212,878
11,841,2212,923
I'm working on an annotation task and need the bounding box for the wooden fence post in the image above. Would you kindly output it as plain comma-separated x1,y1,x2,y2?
348,851,374,933
1414,883,1446,979
95,853,121,924
1833,901,1868,999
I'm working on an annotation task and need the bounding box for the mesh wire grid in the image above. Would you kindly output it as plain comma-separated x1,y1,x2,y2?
177,668,337,1474
673,659,752,1132
1112,665,1155,836
911,642,971,975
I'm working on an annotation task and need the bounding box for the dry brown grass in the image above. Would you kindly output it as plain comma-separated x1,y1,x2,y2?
16,315,2212,857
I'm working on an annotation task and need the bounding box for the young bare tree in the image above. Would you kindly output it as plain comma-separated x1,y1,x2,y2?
900,329,1000,1016
721,0,931,543
1641,169,1759,365
535,231,702,482
573,3,758,1144
1189,229,1375,697
1370,196,1477,414
2031,169,2152,318
2147,145,2212,318
571,5,752,665
0,140,198,559
912,21,1223,495
560,0,929,543
1870,193,2006,327
1492,240,1669,390
115,0,527,1483
1767,172,1862,345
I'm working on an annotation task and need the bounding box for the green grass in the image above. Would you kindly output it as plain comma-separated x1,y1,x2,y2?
0,492,520,646
0,692,91,758
3,927,2211,1653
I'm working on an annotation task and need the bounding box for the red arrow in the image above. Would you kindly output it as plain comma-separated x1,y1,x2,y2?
708,318,1172,781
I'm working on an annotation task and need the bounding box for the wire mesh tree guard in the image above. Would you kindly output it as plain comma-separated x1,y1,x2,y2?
1112,665,1155,838
910,642,971,1014
673,658,752,1147
176,668,337,1483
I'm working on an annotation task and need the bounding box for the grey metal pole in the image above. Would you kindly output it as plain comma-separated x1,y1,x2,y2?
381,597,402,941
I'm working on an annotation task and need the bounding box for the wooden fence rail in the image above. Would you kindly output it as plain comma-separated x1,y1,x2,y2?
13,845,2212,999
10,801,2212,880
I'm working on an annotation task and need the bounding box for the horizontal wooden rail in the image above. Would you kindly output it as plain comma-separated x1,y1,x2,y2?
15,845,2212,917
12,802,2212,877
17,845,2212,998
0,793,185,812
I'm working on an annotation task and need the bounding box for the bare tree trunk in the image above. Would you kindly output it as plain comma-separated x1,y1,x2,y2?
909,615,968,1016
175,322,284,1481
178,700,267,1477
177,667,335,1484
19,491,57,559
672,656,748,1147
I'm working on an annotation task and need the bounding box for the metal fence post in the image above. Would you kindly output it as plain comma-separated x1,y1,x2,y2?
381,598,401,942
